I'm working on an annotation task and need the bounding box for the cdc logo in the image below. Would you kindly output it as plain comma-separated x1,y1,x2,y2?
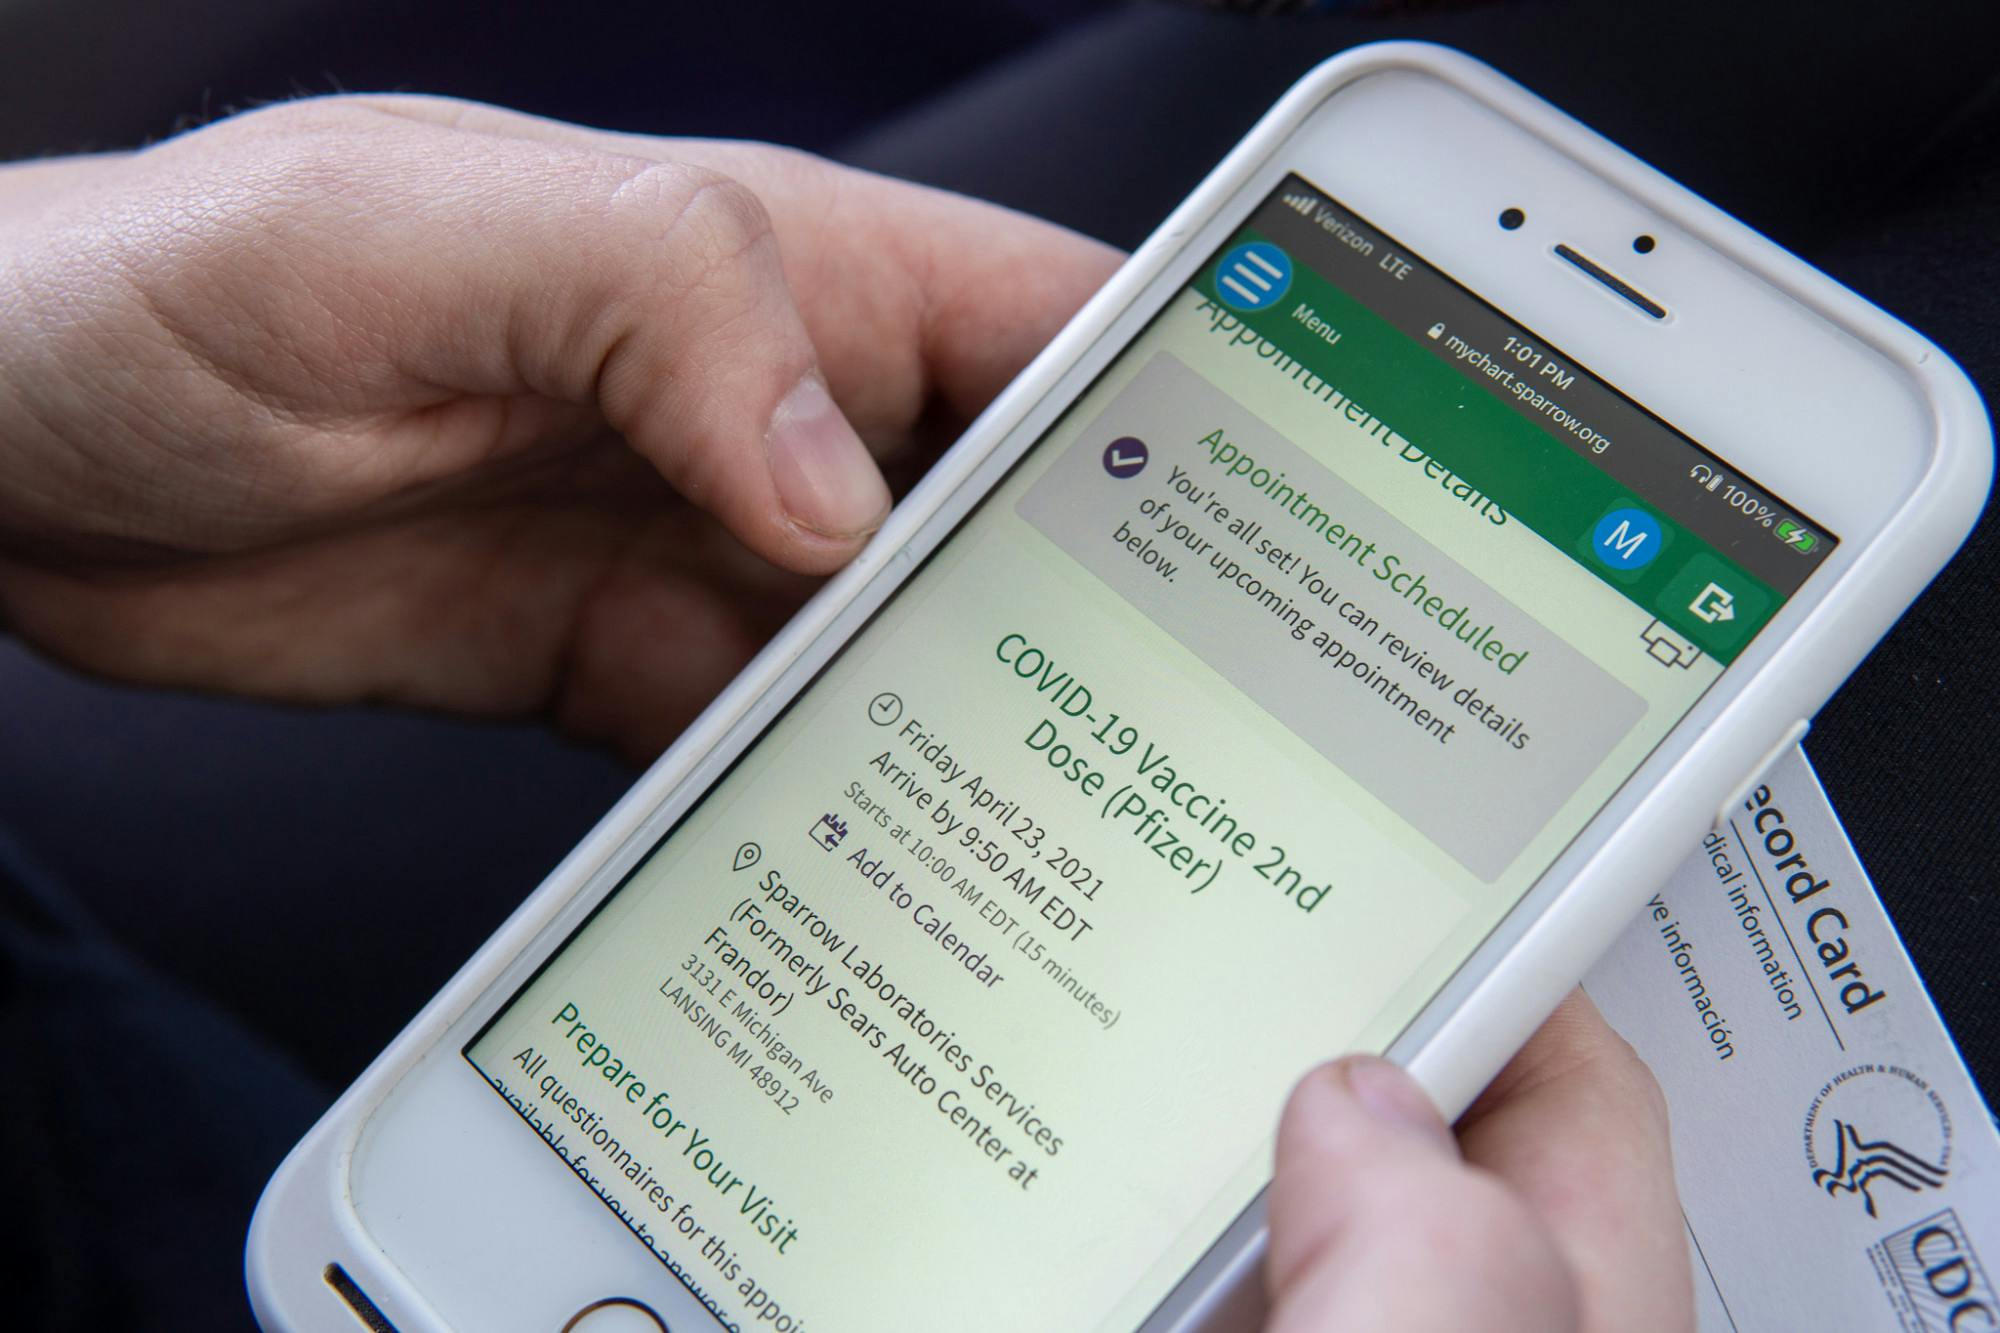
1215,242,1293,313
1870,1209,1995,1331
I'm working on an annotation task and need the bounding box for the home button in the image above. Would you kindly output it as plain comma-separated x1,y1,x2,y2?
560,1297,669,1331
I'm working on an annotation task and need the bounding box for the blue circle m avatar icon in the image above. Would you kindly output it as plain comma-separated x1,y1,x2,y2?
1215,241,1293,312
1592,506,1665,571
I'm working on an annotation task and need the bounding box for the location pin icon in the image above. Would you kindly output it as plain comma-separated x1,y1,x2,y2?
733,842,762,873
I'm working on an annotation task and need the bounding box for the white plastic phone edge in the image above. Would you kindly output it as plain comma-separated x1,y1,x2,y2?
246,40,1993,1333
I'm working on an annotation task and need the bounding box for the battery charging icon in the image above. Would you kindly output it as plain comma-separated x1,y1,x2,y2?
1775,519,1818,554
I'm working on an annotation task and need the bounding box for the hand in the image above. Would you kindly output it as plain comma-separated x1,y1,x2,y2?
1266,992,1692,1332
0,98,1117,758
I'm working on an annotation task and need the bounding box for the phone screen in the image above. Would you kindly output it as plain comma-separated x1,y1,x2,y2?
465,176,1833,1331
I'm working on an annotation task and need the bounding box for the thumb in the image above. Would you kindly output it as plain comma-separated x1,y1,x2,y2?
375,116,896,568
107,101,893,572
564,161,895,566
1265,1058,1578,1333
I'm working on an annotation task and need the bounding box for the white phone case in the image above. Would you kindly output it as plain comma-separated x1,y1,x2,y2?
248,42,1992,1332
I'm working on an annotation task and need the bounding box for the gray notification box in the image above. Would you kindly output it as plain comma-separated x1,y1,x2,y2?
1016,352,1644,881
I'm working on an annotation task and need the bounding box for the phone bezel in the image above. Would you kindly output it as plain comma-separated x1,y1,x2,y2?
248,42,1991,1333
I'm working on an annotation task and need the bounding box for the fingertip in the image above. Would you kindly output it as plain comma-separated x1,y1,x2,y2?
767,372,892,545
1282,1057,1452,1155
1344,1056,1451,1139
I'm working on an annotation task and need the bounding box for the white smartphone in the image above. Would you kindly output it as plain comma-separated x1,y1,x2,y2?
248,42,1990,1333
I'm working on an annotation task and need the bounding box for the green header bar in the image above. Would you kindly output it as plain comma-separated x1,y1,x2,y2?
1198,230,1779,664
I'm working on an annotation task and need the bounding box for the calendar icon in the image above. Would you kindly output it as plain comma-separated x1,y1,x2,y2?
809,813,849,852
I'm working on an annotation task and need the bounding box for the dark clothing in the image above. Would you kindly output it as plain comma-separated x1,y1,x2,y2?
2,2,1996,1328
0,834,321,1328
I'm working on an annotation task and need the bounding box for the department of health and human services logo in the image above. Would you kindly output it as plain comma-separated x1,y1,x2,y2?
1803,1064,1952,1219
1215,241,1293,312
1868,1208,1995,1332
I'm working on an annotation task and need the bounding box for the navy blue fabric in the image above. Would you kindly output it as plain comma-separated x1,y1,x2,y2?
0,832,322,1330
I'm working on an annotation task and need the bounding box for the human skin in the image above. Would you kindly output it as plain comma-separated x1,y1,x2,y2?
0,98,1690,1329
0,96,1118,757
1268,992,1691,1332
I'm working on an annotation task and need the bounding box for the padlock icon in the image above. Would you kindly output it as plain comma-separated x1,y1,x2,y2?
1426,322,1446,340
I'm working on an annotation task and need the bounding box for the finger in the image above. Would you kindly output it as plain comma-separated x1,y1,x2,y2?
116,102,894,573
0,483,806,762
1457,992,1694,1333
339,95,1124,445
1266,1057,1578,1333
549,512,819,759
